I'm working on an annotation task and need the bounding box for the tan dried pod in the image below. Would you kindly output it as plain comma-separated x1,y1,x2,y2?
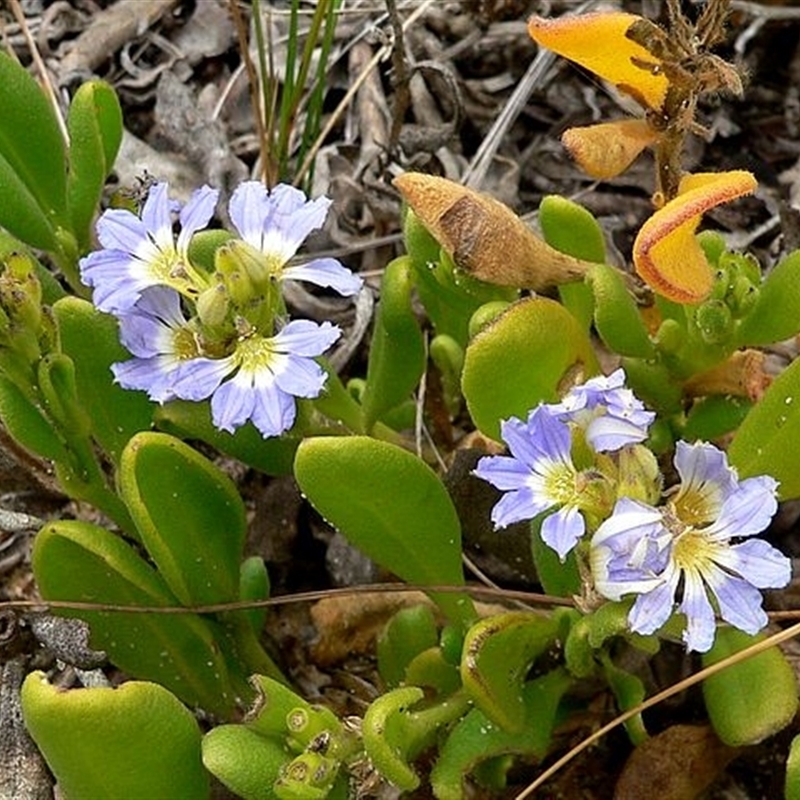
393,172,597,290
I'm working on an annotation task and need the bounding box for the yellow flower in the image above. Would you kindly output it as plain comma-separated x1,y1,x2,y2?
632,171,758,304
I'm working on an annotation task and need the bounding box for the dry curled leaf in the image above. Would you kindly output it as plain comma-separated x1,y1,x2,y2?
393,172,595,290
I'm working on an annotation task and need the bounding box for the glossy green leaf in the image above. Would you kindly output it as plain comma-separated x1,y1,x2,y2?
601,654,647,744
0,156,60,251
119,432,246,605
203,725,290,800
0,51,68,225
294,436,476,628
462,297,598,440
588,263,655,357
38,352,91,437
681,394,751,442
0,373,67,461
67,80,123,250
734,250,800,346
460,611,560,732
32,519,243,717
361,255,426,431
540,194,605,329
728,356,800,498
22,673,209,800
54,296,153,463
431,669,572,800
702,628,798,746
240,556,270,636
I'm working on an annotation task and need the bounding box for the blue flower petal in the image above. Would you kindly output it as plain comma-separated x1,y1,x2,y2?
714,538,791,589
490,487,550,529
283,258,363,296
679,570,717,652
628,571,678,635
541,505,585,561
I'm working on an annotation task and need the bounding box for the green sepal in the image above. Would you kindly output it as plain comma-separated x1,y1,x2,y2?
240,556,270,636
54,296,153,463
460,611,560,732
462,297,598,440
21,673,209,800
0,372,67,461
275,752,343,800
431,668,572,800
203,724,291,800
728,356,800,498
119,431,246,605
0,51,68,233
361,255,426,431
66,80,122,250
702,628,798,746
588,263,655,357
32,520,243,717
539,194,605,329
155,398,299,475
734,250,800,346
377,604,439,688
294,436,476,628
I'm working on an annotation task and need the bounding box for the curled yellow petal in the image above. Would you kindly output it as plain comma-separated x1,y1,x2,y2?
393,172,596,290
562,119,659,180
528,12,668,112
632,170,758,304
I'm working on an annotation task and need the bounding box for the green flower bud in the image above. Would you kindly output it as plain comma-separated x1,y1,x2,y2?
196,283,230,328
616,444,662,505
694,298,733,344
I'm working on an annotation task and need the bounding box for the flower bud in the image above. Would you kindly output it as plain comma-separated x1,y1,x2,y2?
694,298,733,345
195,283,230,329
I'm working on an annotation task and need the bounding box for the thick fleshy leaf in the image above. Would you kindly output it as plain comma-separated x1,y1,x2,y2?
702,628,798,746
119,432,246,605
0,52,68,225
377,604,440,688
462,297,598,440
735,250,800,346
32,520,243,716
22,673,209,800
588,263,655,358
0,373,67,461
294,436,476,627
431,669,572,800
202,725,290,800
460,611,561,732
633,171,757,304
67,81,123,251
786,734,800,800
54,297,153,463
728,356,800,499
528,12,668,111
0,154,60,251
361,255,426,431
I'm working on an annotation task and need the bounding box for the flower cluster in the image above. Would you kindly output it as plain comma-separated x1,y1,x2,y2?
475,370,791,652
80,181,362,438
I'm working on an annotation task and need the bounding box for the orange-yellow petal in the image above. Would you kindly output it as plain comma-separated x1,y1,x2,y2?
528,12,668,112
562,119,659,179
633,170,758,304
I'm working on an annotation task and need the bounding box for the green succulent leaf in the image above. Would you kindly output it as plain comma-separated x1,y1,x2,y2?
67,80,123,251
728,356,800,498
203,725,291,800
0,156,60,251
462,297,598,440
119,432,246,606
21,673,209,800
0,51,68,232
32,519,244,717
702,628,798,746
294,436,476,628
54,296,153,463
460,611,561,732
361,255,426,431
431,668,572,800
734,250,800,346
786,734,800,800
377,604,440,688
0,373,67,461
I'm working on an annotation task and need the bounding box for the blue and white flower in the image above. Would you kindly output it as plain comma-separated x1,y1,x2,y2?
473,405,594,560
80,183,219,313
228,181,362,297
167,319,341,438
590,440,790,652
550,368,655,452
